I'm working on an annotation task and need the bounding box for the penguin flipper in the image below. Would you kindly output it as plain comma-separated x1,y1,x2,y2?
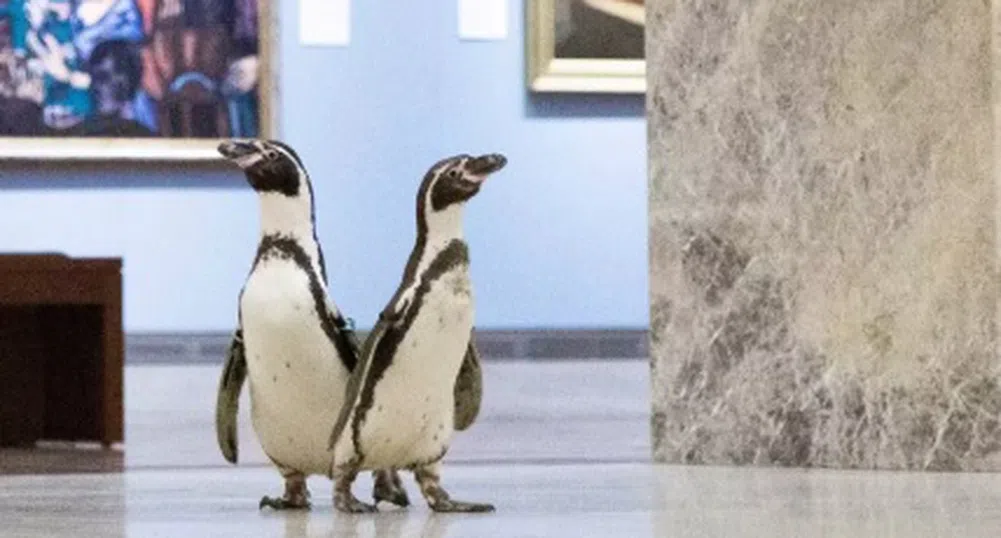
215,328,247,464
453,331,484,431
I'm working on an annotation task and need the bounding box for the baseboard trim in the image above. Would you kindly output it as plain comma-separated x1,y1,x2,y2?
126,328,650,364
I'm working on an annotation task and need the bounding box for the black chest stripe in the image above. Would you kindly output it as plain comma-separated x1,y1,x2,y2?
252,234,358,372
351,239,470,450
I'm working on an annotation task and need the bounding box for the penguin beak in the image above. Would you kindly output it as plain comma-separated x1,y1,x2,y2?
465,153,507,180
217,140,258,161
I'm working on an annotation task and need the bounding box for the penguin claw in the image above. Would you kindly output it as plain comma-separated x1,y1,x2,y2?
333,494,378,514
428,499,495,513
259,495,311,511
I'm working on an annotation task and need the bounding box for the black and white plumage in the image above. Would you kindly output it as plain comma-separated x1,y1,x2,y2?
213,139,409,511
327,152,506,513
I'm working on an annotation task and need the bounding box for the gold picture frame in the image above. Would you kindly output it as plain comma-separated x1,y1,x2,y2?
527,0,645,93
0,0,278,161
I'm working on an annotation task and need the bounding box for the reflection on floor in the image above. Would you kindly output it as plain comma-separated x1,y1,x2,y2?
0,444,123,475
2,360,1000,537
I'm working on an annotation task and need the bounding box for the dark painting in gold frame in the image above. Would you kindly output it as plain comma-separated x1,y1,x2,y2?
527,0,645,93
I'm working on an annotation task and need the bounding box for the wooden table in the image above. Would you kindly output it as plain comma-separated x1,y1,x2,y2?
0,254,123,448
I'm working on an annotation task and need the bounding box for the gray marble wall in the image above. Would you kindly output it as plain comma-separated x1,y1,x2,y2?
647,0,1001,471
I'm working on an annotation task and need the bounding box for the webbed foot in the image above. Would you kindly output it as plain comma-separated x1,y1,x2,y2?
332,460,378,513
428,498,495,513
258,473,310,510
414,463,495,513
259,495,311,510
334,493,378,513
373,469,410,507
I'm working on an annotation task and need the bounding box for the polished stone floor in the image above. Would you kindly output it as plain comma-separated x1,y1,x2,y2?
1,359,1000,537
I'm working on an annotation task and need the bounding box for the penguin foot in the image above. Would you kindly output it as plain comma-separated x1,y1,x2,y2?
414,463,495,514
334,493,378,513
258,495,311,511
372,469,410,507
259,471,311,510
428,498,495,513
332,461,378,513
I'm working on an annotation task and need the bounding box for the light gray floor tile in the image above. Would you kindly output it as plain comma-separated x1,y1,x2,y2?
2,360,999,537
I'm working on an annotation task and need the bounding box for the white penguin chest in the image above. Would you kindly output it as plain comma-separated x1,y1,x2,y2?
239,259,350,474
353,266,474,468
400,266,475,380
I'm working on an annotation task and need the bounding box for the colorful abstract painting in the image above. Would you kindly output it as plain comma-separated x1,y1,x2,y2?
0,0,271,159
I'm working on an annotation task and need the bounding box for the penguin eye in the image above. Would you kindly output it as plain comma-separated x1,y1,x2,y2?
263,149,279,160
447,169,459,179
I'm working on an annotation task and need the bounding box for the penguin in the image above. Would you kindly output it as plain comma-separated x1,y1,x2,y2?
326,152,507,513
213,138,410,511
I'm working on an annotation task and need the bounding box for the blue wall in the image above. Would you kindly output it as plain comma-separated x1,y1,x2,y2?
0,1,648,333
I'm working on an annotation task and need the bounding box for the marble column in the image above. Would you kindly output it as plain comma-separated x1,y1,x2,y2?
647,0,1001,471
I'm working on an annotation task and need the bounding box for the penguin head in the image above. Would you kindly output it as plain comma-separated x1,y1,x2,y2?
217,139,308,197
420,153,507,215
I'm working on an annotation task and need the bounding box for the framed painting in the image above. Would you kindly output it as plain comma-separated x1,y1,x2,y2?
0,0,276,161
527,0,645,93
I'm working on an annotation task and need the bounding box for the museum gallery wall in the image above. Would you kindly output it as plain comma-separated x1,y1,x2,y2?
0,1,643,160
